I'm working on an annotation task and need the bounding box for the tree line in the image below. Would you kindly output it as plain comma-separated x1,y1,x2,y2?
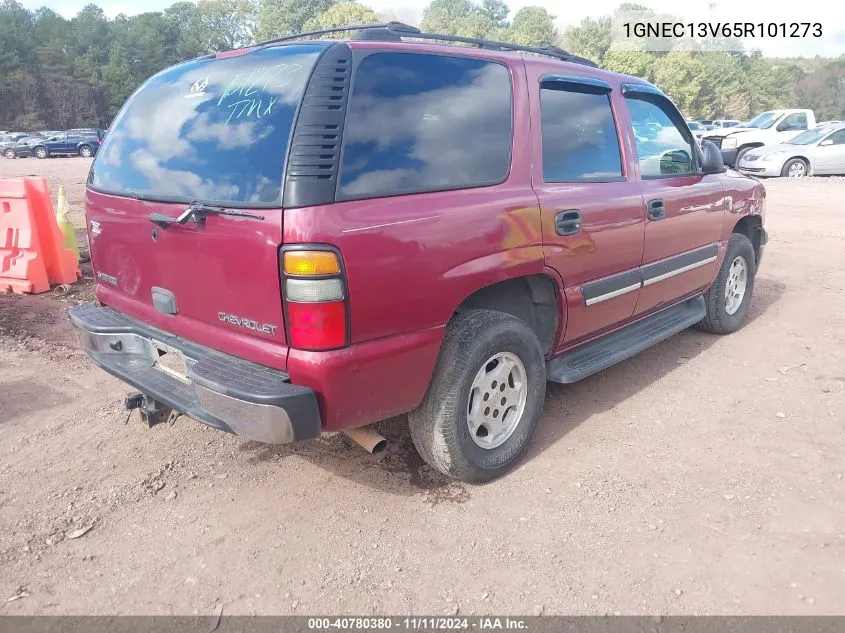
0,0,842,131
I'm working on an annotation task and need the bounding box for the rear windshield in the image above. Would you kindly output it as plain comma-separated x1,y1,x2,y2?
89,44,325,206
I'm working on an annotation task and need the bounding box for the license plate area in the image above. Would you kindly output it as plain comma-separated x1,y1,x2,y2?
150,340,191,384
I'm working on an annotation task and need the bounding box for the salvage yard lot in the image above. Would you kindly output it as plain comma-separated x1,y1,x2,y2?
1,157,844,615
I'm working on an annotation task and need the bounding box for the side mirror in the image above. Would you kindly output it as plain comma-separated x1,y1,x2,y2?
700,140,726,174
820,139,834,146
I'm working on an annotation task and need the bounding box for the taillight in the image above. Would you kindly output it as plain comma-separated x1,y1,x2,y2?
281,247,348,351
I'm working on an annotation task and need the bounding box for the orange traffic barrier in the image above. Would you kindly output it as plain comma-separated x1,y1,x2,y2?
0,177,80,294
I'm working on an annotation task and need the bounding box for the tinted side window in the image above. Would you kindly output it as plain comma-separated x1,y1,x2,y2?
625,96,694,177
540,86,623,183
339,53,512,200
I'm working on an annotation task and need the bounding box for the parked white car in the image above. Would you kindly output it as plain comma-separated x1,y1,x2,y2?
704,109,817,166
686,120,706,142
736,123,845,178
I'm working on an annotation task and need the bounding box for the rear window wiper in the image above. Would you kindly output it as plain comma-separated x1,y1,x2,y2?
149,202,265,227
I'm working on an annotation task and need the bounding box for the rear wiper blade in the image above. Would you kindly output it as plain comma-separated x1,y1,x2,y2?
149,202,265,227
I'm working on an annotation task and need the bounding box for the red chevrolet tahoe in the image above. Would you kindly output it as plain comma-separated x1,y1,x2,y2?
70,23,767,483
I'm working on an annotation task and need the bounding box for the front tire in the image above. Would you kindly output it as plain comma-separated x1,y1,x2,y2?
3,148,15,159
734,146,752,167
697,233,756,335
409,310,546,483
781,158,808,178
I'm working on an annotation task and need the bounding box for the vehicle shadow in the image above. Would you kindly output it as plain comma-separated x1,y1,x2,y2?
527,275,786,463
239,276,785,498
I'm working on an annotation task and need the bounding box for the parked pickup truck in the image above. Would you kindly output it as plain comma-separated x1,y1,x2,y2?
69,23,768,483
704,109,816,166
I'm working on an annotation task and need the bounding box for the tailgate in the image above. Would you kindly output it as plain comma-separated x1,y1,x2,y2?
87,189,288,368
82,43,330,370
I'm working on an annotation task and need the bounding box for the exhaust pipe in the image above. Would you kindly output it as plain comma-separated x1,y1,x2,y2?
343,426,388,454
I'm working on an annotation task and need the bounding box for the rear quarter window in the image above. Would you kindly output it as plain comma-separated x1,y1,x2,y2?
338,52,513,200
89,44,325,206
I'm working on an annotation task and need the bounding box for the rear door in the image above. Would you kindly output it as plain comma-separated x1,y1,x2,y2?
529,70,646,347
622,85,725,316
86,42,329,369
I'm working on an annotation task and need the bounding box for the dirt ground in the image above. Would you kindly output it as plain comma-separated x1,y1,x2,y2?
1,157,844,616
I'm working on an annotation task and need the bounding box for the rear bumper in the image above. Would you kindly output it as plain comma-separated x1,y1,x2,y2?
69,303,321,444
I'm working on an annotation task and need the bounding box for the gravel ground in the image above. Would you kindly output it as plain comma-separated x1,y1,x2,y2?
1,157,844,615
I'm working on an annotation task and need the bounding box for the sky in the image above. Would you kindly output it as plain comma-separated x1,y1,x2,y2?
21,0,845,58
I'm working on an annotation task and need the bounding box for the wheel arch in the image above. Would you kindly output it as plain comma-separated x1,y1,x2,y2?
453,273,562,356
730,214,765,264
782,154,812,175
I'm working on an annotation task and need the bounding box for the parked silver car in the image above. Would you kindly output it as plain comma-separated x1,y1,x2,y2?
736,123,845,178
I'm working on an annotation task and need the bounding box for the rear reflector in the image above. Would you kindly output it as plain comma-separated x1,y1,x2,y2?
285,278,344,303
283,250,341,276
286,301,346,350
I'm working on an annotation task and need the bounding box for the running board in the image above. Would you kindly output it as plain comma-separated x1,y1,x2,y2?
547,296,706,384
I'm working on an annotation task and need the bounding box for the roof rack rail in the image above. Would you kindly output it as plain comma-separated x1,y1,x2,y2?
255,22,597,68
255,22,420,47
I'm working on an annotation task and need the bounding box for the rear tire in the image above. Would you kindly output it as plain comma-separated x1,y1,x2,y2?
35,147,48,159
79,145,93,158
697,233,756,335
409,310,546,483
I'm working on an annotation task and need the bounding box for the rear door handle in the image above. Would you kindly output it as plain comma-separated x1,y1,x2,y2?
647,199,665,221
555,210,582,236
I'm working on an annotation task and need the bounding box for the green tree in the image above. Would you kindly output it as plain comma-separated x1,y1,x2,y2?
479,0,508,29
603,50,654,80
506,6,558,47
651,51,707,115
0,1,35,77
420,0,475,35
198,0,258,50
795,57,845,120
164,2,209,58
102,42,136,117
420,0,512,40
256,0,337,40
562,16,611,65
303,1,379,31
743,51,797,114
